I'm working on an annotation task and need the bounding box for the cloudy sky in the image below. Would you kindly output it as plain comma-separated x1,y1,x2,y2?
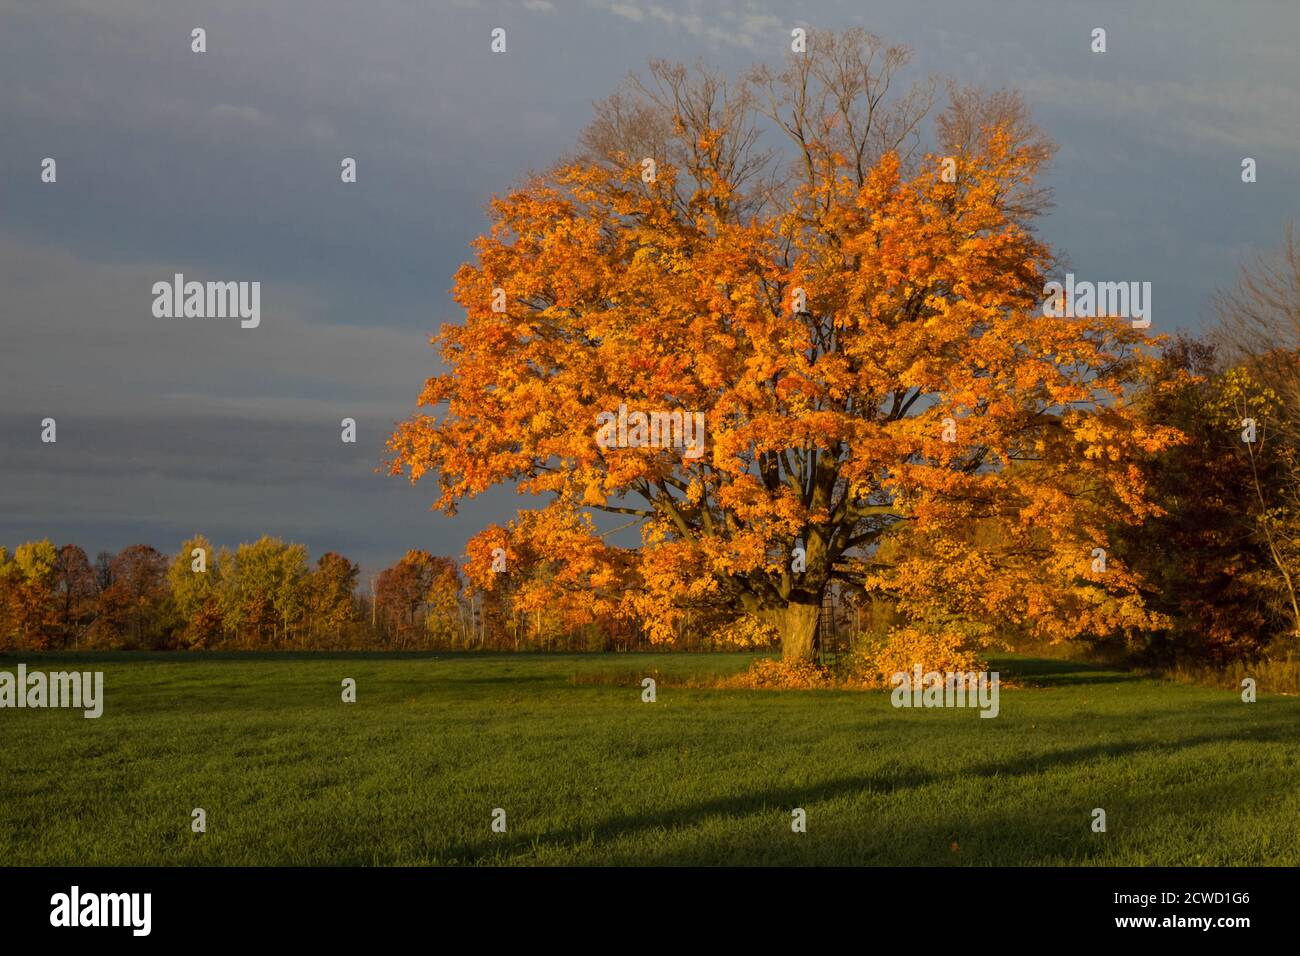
1,0,1297,576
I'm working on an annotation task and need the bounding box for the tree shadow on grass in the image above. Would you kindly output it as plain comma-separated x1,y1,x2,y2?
442,712,1300,865
605,774,1296,866
989,656,1144,687
1009,697,1300,741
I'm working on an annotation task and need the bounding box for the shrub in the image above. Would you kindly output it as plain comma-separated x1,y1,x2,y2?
723,657,832,690
846,625,988,688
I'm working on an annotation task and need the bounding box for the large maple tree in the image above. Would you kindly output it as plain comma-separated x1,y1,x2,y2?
389,30,1179,662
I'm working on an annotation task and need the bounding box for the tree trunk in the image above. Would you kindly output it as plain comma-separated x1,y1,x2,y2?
781,600,820,662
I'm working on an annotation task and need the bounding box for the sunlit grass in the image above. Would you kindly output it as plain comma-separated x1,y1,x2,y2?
1,651,1296,865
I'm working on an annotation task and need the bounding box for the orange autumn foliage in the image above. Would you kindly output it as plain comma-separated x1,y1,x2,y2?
847,626,989,689
388,31,1181,662
722,658,833,690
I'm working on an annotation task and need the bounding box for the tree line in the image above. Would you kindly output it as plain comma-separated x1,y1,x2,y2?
5,316,1300,675
0,535,647,652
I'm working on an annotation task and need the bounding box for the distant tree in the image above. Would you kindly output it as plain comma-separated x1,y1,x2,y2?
91,544,174,648
375,550,460,647
424,557,463,645
219,537,309,646
52,544,97,648
168,535,225,649
13,540,58,582
0,547,25,649
306,551,360,645
93,550,114,593
9,540,60,650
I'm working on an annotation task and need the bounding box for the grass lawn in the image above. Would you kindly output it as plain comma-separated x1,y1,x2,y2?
1,651,1297,866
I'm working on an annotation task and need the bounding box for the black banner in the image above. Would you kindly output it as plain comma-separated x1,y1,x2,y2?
0,866,1283,942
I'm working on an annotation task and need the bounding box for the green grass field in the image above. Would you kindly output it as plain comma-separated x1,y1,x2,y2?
1,651,1297,866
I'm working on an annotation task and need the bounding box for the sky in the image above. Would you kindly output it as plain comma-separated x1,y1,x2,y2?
1,0,1298,578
